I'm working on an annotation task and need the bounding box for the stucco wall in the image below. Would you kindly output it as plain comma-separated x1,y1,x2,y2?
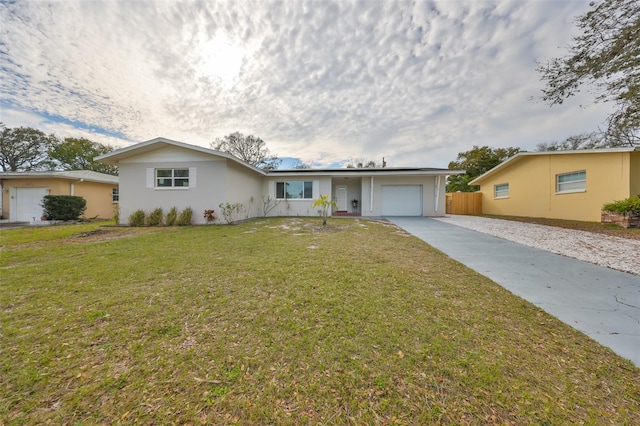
478,152,634,222
262,177,331,217
1,178,116,220
117,146,258,225
630,152,640,198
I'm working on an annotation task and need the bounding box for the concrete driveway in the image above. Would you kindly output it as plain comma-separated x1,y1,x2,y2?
389,217,640,367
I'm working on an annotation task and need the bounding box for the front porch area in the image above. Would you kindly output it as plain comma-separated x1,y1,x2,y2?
332,211,361,217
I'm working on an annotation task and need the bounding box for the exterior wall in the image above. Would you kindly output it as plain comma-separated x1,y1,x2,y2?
630,152,640,198
361,175,446,217
331,178,362,213
0,178,116,221
225,162,264,220
478,152,633,222
72,181,118,219
261,176,331,217
117,145,263,225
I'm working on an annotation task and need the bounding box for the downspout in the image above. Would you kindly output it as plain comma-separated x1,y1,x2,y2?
370,176,374,213
70,178,84,196
434,175,441,213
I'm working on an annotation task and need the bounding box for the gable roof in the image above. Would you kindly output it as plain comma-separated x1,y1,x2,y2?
0,170,118,184
469,147,639,185
95,137,266,175
96,137,463,176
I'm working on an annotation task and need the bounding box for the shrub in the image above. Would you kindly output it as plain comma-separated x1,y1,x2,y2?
218,202,241,224
603,196,640,216
165,207,178,226
146,208,164,226
177,207,193,226
128,209,146,226
41,195,87,221
204,209,217,223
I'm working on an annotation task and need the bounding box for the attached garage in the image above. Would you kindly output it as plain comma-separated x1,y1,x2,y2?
12,187,48,222
381,185,423,216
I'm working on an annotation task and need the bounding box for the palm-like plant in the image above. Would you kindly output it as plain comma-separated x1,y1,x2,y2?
312,194,338,226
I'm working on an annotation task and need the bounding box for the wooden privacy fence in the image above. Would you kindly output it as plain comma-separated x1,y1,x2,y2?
446,192,482,215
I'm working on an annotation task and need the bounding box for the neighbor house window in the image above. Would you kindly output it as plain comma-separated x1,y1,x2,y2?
494,183,509,199
112,188,119,203
556,170,586,193
276,181,313,199
156,168,189,188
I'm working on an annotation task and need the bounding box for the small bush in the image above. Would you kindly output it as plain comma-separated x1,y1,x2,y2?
166,207,178,226
146,208,164,226
177,207,193,226
204,209,217,223
603,196,640,216
41,195,87,221
128,209,146,226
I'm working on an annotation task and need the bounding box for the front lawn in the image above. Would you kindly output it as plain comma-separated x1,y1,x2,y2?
1,218,638,424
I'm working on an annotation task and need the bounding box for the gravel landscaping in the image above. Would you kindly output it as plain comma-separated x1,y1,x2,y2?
433,215,640,276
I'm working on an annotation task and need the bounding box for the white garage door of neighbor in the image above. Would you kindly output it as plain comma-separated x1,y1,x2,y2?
381,185,423,216
15,188,48,222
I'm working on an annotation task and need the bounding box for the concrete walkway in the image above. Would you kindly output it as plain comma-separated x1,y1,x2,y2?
388,217,640,367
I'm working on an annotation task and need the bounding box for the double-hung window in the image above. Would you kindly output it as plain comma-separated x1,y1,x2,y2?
276,181,313,199
156,168,189,188
112,188,119,203
494,183,509,199
556,170,586,193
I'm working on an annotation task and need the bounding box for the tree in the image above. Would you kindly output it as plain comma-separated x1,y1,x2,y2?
312,194,338,226
536,132,603,151
211,132,281,170
49,137,118,175
447,146,521,192
0,123,57,172
537,0,639,146
291,159,311,169
346,159,380,168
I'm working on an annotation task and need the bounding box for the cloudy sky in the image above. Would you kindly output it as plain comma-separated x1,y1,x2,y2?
0,0,613,168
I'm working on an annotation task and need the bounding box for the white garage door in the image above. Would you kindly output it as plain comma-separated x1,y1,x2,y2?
381,185,423,216
15,188,48,222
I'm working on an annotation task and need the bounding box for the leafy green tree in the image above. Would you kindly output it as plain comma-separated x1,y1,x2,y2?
537,0,639,146
312,194,338,226
211,132,281,170
447,146,521,192
0,123,57,171
49,137,118,175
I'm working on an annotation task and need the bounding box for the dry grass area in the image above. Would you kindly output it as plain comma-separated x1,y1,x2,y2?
483,215,640,240
1,218,639,425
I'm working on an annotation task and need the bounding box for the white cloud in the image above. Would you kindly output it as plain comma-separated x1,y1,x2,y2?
0,0,614,168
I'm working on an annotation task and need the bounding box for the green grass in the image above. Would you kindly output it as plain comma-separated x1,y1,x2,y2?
1,218,638,425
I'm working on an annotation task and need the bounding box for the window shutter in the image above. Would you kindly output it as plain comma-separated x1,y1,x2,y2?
313,180,319,198
146,168,154,188
189,167,197,188
268,180,275,197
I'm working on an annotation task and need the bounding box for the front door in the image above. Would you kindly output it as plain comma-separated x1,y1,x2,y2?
336,186,348,211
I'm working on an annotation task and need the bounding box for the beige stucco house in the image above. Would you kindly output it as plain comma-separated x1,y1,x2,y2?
469,147,640,222
96,137,461,225
0,170,119,223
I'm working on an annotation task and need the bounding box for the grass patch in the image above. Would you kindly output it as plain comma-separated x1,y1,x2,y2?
483,214,640,240
1,218,638,424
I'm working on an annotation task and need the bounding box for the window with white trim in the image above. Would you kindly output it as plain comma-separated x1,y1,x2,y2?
156,168,189,188
112,188,119,203
494,183,509,199
556,170,586,193
276,181,313,199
